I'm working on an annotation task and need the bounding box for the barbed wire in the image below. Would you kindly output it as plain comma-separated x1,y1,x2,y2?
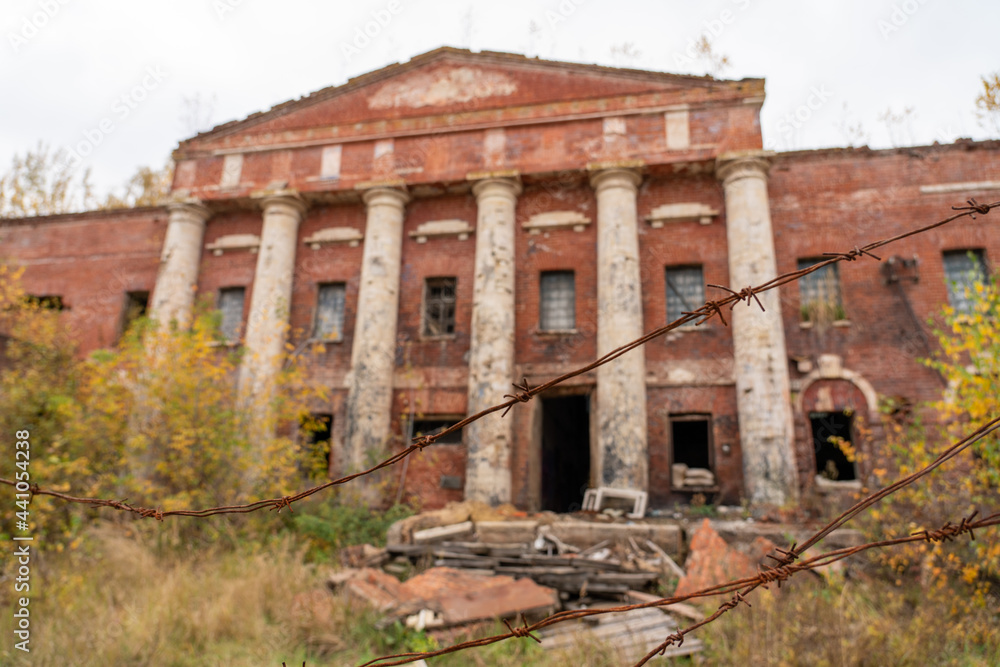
1,198,994,520
360,414,1000,666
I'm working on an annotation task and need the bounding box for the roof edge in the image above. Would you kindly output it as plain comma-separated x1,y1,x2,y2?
178,46,762,148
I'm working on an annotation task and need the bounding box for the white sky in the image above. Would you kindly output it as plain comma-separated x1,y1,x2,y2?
2,0,997,196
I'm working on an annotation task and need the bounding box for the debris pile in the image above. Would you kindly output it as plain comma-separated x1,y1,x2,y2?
331,566,558,630
316,500,707,658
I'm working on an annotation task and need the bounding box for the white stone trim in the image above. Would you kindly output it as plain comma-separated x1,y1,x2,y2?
522,210,591,234
304,226,364,249
794,354,879,415
220,154,243,189
919,180,1000,194
408,219,474,243
206,233,261,256
320,145,342,179
645,202,720,227
665,108,690,150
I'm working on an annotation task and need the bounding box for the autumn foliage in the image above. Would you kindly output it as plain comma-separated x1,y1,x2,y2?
0,263,325,546
867,271,1000,603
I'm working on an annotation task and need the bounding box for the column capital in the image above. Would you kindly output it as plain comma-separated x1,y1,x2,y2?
715,151,774,187
588,166,642,194
256,191,308,219
361,186,410,210
471,176,522,202
166,199,211,225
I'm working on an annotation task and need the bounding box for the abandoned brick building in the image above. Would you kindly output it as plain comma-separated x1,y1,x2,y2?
3,48,998,511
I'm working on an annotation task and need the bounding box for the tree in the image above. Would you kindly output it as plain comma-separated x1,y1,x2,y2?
0,142,174,218
101,160,174,209
691,35,731,78
867,270,1000,605
0,141,95,217
0,266,326,546
975,72,1000,137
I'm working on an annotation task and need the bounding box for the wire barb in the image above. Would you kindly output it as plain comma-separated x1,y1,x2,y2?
411,435,433,451
951,197,992,217
501,377,534,417
658,631,685,653
708,284,765,312
270,496,294,514
503,615,541,643
822,246,881,262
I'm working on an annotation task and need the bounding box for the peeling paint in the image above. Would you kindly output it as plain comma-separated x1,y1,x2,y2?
464,178,521,503
717,154,798,506
591,168,648,491
344,188,410,470
368,67,517,110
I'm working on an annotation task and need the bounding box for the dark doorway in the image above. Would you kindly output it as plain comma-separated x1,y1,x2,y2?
810,412,856,481
541,395,590,512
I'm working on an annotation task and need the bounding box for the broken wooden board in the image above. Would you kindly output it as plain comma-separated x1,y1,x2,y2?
536,605,703,658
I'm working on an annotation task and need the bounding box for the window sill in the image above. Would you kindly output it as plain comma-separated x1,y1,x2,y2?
308,336,343,344
420,333,457,342
799,319,851,329
535,328,579,336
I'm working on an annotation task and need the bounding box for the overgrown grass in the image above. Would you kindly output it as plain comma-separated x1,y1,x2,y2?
702,575,1000,666
2,525,997,666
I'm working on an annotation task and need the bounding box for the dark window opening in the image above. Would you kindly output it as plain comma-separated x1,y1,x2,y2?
666,266,704,322
671,415,712,469
541,395,590,512
539,271,575,331
25,294,65,310
411,418,463,446
810,411,856,481
423,277,456,336
121,291,149,334
314,283,346,341
218,287,245,342
301,413,332,476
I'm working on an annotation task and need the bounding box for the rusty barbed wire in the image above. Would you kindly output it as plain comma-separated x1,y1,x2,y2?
0,198,996,522
360,413,1000,666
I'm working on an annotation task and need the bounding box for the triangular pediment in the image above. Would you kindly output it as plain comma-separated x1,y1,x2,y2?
177,47,761,156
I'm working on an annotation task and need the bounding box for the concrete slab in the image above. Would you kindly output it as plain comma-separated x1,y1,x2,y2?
413,521,474,544
549,520,682,556
475,520,538,543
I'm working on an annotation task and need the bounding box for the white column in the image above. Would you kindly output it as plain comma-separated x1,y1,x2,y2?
240,193,307,401
151,200,210,329
344,187,410,470
464,177,521,505
590,167,648,490
716,152,798,506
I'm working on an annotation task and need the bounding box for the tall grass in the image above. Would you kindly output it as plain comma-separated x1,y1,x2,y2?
2,525,996,666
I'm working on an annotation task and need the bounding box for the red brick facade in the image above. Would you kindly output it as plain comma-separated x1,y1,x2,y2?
3,49,997,511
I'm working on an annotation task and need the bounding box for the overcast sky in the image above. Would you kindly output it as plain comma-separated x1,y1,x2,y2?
2,0,997,196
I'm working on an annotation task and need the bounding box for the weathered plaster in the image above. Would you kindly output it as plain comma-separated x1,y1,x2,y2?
344,187,410,470
150,200,211,329
368,66,517,110
716,152,798,507
464,177,521,504
590,168,648,490
239,193,307,401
